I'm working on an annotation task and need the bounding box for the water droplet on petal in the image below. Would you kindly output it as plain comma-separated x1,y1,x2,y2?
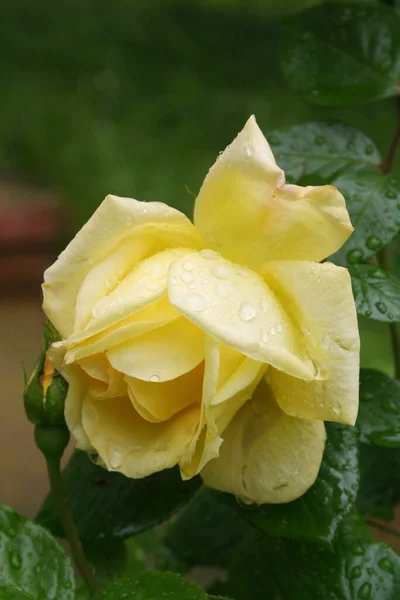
215,282,230,299
270,327,276,335
109,450,123,469
211,265,230,280
200,249,218,260
246,142,255,157
180,271,194,283
239,303,256,321
149,374,161,383
183,260,194,271
260,299,269,311
185,293,207,312
260,329,269,344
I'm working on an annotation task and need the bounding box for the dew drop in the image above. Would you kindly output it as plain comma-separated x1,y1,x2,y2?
11,553,21,569
215,282,230,299
276,324,283,333
270,327,277,335
351,542,365,556
379,557,394,573
211,265,230,280
185,293,207,312
35,564,42,574
188,283,196,290
382,397,399,414
347,248,364,264
365,144,374,156
260,329,269,344
385,189,397,199
351,566,362,579
246,143,255,157
239,303,256,322
236,496,257,510
180,271,194,283
237,268,248,277
366,235,381,250
268,134,281,147
375,301,387,314
149,374,161,383
260,299,269,311
183,260,194,271
315,135,325,145
200,249,218,260
358,582,372,600
109,450,123,469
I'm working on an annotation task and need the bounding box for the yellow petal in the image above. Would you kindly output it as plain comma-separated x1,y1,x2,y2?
125,362,204,423
82,394,200,477
194,116,353,271
61,367,93,452
43,195,203,338
168,251,313,379
107,317,205,381
262,261,360,425
201,378,326,504
180,338,265,479
79,355,125,399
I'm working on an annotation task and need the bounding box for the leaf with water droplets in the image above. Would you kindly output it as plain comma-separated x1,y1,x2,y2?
36,450,201,540
97,571,206,600
358,369,400,447
281,2,400,107
349,265,400,323
331,167,400,266
0,503,75,600
268,121,381,184
224,513,400,600
226,423,359,545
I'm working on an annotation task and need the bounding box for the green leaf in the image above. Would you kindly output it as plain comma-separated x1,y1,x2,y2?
358,369,400,446
358,444,400,520
96,571,206,600
166,488,251,568
268,121,381,184
0,503,75,600
225,514,400,600
330,167,400,266
36,450,201,540
228,423,359,544
281,2,400,107
350,265,400,322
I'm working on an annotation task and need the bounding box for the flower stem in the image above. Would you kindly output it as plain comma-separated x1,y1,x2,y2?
366,518,400,541
46,458,98,595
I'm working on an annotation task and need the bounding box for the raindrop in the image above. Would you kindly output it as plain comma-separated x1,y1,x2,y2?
347,248,364,264
11,553,21,569
379,557,394,573
180,272,194,283
236,496,257,510
276,324,283,333
351,566,362,579
351,542,365,556
315,135,325,146
260,299,269,311
200,249,218,260
211,265,230,280
381,58,391,71
268,135,281,147
366,235,381,250
239,303,256,322
347,141,356,151
215,282,230,299
358,582,372,600
188,283,196,290
183,260,194,271
237,268,248,277
365,144,374,156
385,189,397,199
382,397,399,414
246,143,255,157
149,374,161,383
185,293,207,312
260,329,269,344
270,327,277,335
109,450,123,469
375,301,387,314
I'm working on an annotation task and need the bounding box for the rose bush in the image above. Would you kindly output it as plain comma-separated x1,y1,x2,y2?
42,116,359,505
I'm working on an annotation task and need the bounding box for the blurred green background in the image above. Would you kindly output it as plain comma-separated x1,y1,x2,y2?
0,0,396,515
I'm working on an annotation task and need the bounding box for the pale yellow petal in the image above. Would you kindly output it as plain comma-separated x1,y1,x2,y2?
125,362,204,423
262,261,360,425
43,195,203,338
179,337,265,479
168,251,314,380
79,355,125,399
107,317,205,381
62,367,93,452
201,378,326,504
194,116,352,270
82,394,200,477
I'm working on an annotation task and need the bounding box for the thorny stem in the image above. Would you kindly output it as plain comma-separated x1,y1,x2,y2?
46,458,98,595
366,518,400,541
379,103,400,380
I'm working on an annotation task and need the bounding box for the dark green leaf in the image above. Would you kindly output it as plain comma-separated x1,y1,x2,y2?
166,488,250,568
358,444,400,520
36,450,201,540
330,167,400,265
97,571,206,600
0,503,75,600
225,514,400,600
228,424,359,545
207,597,233,600
358,369,400,446
281,2,400,107
268,121,381,184
350,265,400,322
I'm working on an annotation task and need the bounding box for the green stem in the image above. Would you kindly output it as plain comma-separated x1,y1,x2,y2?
46,458,98,595
379,247,400,379
367,518,400,541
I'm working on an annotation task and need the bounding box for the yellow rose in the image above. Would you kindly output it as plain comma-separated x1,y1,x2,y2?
42,116,359,505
